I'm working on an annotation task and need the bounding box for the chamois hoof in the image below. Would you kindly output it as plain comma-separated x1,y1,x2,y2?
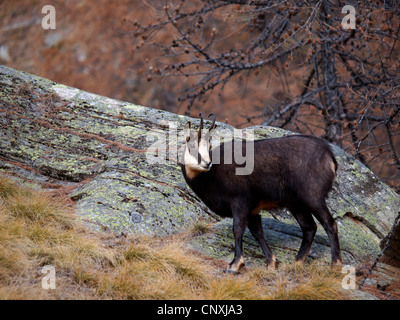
226,263,245,275
331,259,343,268
225,268,240,275
226,256,245,274
267,256,278,270
294,258,306,266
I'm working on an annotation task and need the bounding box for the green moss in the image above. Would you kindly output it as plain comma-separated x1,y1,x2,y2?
1,65,400,268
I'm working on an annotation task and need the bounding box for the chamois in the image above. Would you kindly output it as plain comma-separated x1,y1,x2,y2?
181,113,342,273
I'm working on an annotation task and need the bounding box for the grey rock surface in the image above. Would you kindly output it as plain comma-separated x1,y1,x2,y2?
1,65,399,269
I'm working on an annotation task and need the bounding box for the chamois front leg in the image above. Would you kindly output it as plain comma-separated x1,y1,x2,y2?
227,209,248,274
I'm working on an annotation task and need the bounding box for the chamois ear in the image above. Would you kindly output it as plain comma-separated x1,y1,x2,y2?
184,121,191,142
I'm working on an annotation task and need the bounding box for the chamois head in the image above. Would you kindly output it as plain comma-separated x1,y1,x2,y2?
182,113,217,178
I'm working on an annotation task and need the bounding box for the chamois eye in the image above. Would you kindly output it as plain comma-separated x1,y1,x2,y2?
189,143,196,151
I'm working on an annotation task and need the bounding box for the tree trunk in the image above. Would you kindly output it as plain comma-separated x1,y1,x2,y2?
320,0,342,145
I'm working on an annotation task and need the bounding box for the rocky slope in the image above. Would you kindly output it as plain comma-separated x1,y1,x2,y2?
1,65,399,297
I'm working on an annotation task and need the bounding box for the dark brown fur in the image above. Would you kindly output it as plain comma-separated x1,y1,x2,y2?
181,135,342,272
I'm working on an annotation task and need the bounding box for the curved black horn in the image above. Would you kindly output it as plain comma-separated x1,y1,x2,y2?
198,112,204,142
208,113,216,131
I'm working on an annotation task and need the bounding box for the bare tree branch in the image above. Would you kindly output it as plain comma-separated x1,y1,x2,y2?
131,0,400,192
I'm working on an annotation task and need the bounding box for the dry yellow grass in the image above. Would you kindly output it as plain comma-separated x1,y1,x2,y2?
0,176,115,299
0,176,353,300
249,262,349,300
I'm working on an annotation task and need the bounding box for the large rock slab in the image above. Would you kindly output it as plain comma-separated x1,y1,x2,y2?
1,65,399,268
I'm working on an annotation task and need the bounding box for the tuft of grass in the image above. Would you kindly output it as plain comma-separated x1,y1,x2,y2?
96,237,210,299
0,176,115,299
0,176,22,199
202,275,264,300
0,176,354,300
246,261,351,300
187,219,214,237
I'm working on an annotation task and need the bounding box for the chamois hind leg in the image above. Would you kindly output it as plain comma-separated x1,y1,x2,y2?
289,205,317,263
311,201,342,265
248,214,277,269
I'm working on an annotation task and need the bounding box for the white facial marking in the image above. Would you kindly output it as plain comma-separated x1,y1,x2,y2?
183,129,213,176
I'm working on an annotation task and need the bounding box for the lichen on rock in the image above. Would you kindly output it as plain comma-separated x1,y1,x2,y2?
1,65,400,271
